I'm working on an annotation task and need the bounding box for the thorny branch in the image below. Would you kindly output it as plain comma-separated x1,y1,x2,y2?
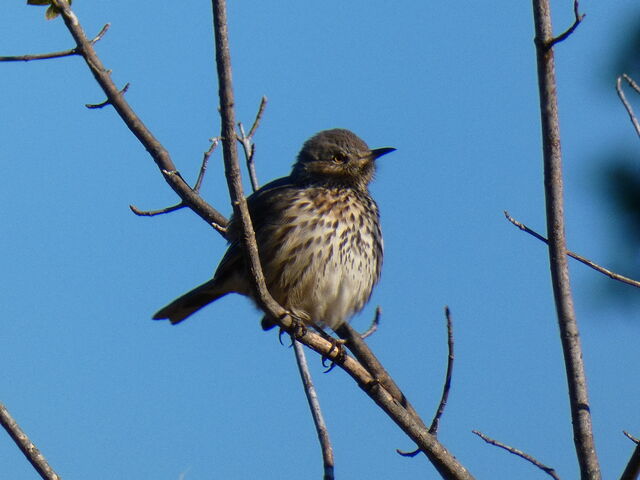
504,211,640,289
473,430,561,480
616,74,640,139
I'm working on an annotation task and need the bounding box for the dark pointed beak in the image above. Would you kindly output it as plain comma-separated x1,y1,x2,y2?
370,147,396,160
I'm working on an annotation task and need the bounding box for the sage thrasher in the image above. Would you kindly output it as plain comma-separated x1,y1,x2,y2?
153,129,395,331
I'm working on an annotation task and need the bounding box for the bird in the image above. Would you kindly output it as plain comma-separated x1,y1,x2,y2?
153,128,395,331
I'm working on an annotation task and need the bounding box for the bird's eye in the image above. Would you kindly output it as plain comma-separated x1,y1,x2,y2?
331,152,348,164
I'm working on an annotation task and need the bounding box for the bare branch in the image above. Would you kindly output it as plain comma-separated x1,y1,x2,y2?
236,97,267,192
129,202,185,217
547,0,585,48
0,23,109,62
194,138,219,193
430,306,455,435
85,82,130,109
505,211,640,288
616,74,640,139
625,431,640,444
360,306,381,339
293,340,335,480
473,430,561,480
531,1,601,478
0,403,61,480
398,306,455,458
248,96,268,138
621,431,640,480
48,0,229,234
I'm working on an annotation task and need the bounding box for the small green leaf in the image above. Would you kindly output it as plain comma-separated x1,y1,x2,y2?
45,4,60,19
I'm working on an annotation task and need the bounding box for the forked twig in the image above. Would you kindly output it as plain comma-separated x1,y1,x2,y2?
86,82,130,109
505,211,640,288
0,23,109,62
473,430,560,480
129,139,221,227
236,96,268,192
616,74,640,139
547,0,585,48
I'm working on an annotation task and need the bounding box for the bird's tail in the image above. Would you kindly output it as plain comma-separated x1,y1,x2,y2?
153,279,227,325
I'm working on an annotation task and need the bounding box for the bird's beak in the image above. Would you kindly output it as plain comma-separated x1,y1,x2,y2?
370,147,396,160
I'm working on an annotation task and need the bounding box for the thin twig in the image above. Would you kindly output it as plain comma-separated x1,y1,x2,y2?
473,430,561,480
505,211,640,288
129,203,185,217
248,96,268,138
531,1,601,477
398,306,455,458
236,97,267,192
625,431,640,444
85,82,130,109
547,0,585,48
430,306,455,435
0,23,109,62
194,138,219,193
360,306,381,339
293,340,335,480
621,431,640,480
616,74,640,139
0,403,61,480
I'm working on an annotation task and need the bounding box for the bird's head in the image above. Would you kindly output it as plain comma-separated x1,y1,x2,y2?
291,129,395,190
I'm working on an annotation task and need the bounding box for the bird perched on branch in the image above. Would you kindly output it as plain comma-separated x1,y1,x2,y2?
153,128,395,331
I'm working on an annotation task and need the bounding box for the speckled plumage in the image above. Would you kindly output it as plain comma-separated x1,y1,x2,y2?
153,129,394,330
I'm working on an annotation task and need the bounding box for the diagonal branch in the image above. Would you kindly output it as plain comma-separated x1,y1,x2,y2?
0,403,60,480
49,0,229,235
505,212,640,289
531,1,601,478
473,430,561,480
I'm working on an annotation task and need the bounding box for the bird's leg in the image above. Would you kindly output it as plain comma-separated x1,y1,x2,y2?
309,325,347,371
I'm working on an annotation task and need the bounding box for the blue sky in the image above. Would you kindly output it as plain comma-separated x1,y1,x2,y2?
2,1,640,479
